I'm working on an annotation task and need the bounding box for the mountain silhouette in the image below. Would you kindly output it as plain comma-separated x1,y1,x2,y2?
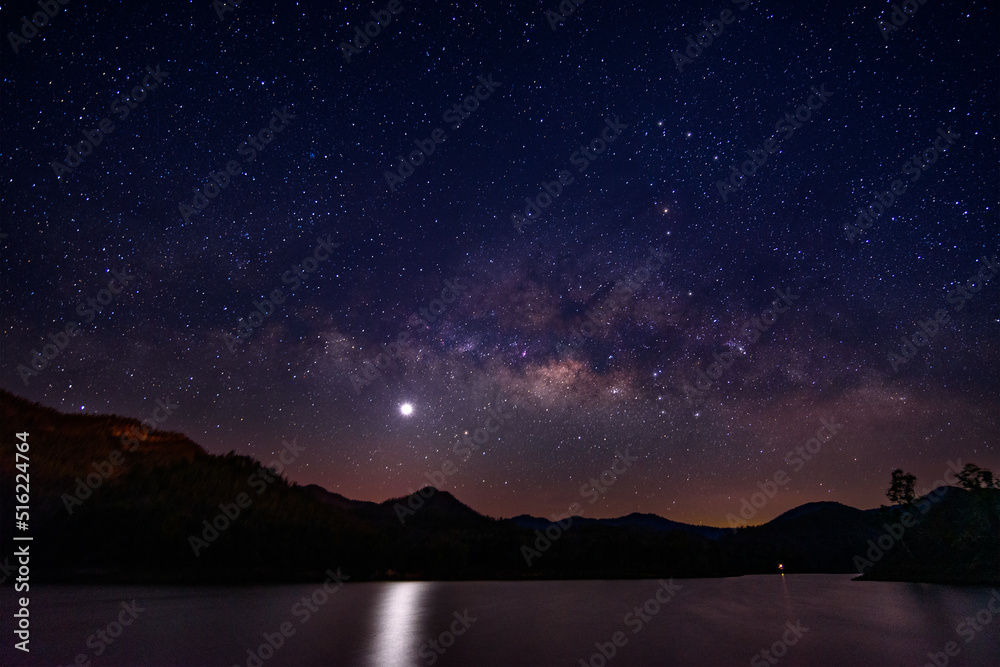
1,389,996,584
511,512,726,539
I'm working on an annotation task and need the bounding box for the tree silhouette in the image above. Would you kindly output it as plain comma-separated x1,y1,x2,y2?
956,463,998,490
886,469,916,505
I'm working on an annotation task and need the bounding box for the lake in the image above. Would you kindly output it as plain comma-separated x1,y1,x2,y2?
2,575,997,666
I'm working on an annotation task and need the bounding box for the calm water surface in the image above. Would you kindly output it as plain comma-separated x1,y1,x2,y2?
2,575,997,666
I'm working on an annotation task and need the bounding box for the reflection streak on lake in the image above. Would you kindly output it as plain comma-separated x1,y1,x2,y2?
365,581,428,667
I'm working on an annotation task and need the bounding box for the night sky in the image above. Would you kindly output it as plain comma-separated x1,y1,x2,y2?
2,0,997,526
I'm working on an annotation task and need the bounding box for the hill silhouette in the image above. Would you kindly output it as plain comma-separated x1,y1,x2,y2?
855,486,999,585
1,389,996,584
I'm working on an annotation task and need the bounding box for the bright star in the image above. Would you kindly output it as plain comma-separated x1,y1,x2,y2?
400,403,414,416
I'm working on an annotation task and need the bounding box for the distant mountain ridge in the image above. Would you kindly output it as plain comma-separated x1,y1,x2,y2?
510,511,728,539
1,389,996,585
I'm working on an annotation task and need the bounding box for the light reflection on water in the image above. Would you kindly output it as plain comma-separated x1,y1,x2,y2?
365,582,430,667
3,576,998,666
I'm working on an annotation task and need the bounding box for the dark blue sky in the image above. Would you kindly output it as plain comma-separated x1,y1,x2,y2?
2,0,997,523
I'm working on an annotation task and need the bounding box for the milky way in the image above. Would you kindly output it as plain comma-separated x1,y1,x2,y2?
2,0,997,524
